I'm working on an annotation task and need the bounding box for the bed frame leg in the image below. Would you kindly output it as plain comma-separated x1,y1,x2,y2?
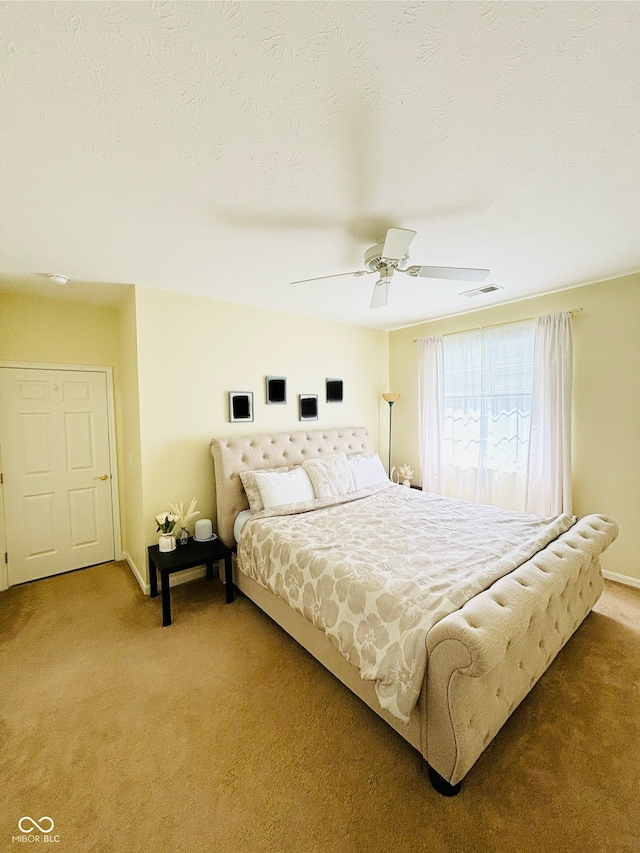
427,765,462,797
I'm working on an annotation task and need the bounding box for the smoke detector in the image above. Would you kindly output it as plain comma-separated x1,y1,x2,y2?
48,274,68,285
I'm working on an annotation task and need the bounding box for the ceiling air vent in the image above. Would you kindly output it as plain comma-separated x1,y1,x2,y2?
460,284,503,298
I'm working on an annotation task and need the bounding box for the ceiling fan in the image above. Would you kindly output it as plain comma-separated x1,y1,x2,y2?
291,228,490,308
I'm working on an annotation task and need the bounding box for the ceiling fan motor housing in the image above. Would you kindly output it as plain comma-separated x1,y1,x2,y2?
364,241,409,272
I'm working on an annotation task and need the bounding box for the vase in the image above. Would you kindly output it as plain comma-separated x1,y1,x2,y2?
177,527,189,546
402,479,411,487
159,532,176,552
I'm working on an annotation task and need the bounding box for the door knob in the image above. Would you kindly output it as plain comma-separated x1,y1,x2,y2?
95,474,109,480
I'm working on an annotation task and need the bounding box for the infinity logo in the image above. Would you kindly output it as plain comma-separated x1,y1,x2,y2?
18,816,55,833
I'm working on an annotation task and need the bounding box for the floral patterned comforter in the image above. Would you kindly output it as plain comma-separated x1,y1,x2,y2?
237,485,576,721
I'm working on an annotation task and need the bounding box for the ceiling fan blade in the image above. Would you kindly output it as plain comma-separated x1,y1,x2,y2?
405,265,490,282
382,228,417,261
290,270,369,286
370,281,390,309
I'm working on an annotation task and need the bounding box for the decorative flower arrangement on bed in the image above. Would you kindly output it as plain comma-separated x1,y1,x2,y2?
210,427,618,796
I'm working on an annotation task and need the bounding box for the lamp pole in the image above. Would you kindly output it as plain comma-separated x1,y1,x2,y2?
381,393,401,476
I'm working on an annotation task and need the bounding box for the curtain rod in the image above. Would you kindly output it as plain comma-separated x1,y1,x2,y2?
412,307,583,343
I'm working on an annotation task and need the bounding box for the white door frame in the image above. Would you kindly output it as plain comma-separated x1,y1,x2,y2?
0,361,122,591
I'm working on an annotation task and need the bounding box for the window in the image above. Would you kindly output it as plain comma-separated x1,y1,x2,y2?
442,321,535,476
418,312,573,515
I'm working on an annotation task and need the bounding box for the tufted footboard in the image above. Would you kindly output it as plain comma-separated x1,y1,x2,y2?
423,514,619,788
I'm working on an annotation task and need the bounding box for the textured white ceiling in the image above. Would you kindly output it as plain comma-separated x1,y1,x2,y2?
1,2,639,330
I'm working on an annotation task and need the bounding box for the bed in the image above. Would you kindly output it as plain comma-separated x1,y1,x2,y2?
210,427,618,795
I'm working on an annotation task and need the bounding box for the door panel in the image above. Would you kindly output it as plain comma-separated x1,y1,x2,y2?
26,492,56,556
69,487,99,546
0,367,115,585
22,413,52,473
65,412,95,470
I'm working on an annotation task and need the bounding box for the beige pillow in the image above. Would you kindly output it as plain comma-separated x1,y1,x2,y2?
303,452,355,498
240,465,296,513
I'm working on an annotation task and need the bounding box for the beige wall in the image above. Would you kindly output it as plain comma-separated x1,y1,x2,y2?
0,291,122,365
134,287,389,579
389,274,640,583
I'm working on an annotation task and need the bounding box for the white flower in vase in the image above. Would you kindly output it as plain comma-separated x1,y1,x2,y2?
155,512,179,534
156,511,180,552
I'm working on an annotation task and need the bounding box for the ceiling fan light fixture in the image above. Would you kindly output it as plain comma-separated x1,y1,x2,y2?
365,249,410,272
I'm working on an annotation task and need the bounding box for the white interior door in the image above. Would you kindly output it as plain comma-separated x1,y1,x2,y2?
0,367,116,585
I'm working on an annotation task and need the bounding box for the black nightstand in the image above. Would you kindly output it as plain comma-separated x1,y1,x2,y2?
148,537,234,626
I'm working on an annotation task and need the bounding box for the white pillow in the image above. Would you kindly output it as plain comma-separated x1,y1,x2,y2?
252,467,315,510
348,454,390,490
302,452,355,498
240,465,296,513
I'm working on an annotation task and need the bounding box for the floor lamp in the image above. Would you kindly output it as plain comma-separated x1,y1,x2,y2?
382,392,401,475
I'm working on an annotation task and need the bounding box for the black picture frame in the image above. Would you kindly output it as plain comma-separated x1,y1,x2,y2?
326,378,343,403
266,376,287,405
299,394,318,421
228,391,254,423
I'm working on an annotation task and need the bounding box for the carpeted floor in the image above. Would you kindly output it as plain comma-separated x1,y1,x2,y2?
1,562,638,853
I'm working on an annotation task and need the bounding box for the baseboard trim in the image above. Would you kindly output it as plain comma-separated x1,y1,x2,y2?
122,551,209,596
166,566,208,588
602,569,640,590
123,551,147,594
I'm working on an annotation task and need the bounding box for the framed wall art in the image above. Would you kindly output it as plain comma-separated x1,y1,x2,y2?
326,378,343,403
266,376,287,405
228,391,254,423
298,394,318,421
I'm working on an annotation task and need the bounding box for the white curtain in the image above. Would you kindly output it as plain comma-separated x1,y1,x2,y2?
525,311,573,516
440,321,535,510
418,336,445,494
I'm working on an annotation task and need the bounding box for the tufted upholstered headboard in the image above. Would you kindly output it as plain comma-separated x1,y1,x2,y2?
210,427,374,547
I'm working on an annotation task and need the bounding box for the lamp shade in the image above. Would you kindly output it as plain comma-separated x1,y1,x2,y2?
382,392,401,404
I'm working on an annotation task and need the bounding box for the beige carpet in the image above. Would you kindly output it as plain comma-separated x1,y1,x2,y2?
1,562,638,853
